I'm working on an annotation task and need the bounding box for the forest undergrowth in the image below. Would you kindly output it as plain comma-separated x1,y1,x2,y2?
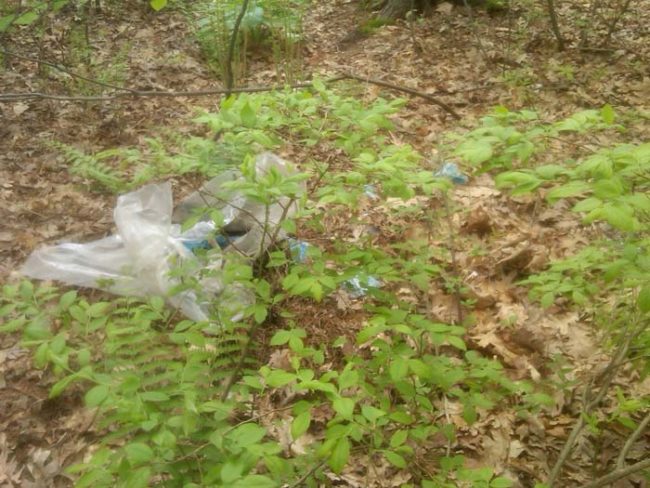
0,0,649,487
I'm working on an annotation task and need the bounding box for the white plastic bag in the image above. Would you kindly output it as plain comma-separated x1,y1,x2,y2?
21,182,212,321
20,153,303,322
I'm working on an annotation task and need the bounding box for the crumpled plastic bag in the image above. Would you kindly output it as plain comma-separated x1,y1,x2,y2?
21,153,303,322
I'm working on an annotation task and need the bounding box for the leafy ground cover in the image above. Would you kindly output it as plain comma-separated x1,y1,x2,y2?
1,0,649,487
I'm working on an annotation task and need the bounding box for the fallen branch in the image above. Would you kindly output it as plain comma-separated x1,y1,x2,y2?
582,458,650,488
0,50,462,118
2,48,139,93
616,410,650,468
339,72,461,119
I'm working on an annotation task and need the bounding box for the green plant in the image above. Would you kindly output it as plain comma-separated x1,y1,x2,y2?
454,105,649,485
13,86,650,486
192,0,307,84
5,86,544,486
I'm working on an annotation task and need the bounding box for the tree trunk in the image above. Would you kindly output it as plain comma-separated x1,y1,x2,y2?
379,0,414,19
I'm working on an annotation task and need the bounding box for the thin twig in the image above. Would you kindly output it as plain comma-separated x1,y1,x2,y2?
0,67,461,118
602,0,633,46
442,195,464,324
544,0,565,51
461,0,490,64
1,48,139,93
615,410,650,468
288,459,327,488
582,458,650,488
225,0,250,95
547,319,641,486
174,404,295,463
220,321,259,402
339,71,461,119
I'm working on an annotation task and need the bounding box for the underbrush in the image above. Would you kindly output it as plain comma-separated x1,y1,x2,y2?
2,86,649,486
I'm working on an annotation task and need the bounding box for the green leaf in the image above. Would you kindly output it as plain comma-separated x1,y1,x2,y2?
332,396,355,420
0,14,18,33
593,178,624,199
14,11,39,25
389,410,414,425
455,140,494,165
638,286,650,313
265,370,296,387
149,0,167,11
270,330,291,346
356,323,387,344
546,181,589,202
312,78,326,92
291,411,311,440
446,335,466,351
384,450,407,468
240,102,257,128
338,369,359,390
87,302,110,318
124,467,151,488
534,164,566,179
221,459,244,484
254,304,268,324
50,374,78,398
389,429,408,448
140,391,170,402
229,423,266,448
361,405,386,423
58,290,78,311
69,304,86,323
232,475,277,488
389,357,408,381
328,437,350,474
601,104,615,124
85,385,109,407
495,171,541,195
124,442,154,465
602,203,637,231
77,348,91,366
540,292,555,308
24,316,51,340
572,197,602,213
491,476,514,488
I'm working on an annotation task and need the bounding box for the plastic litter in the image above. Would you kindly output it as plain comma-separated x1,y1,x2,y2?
21,153,303,323
435,162,468,185
363,184,379,200
287,238,310,263
343,275,382,298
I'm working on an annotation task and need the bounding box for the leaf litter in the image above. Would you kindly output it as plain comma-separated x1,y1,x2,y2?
1,0,649,486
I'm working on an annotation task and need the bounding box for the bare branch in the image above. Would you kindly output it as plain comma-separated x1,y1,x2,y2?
547,318,643,486
616,410,650,468
1,49,139,93
583,458,650,488
339,71,461,119
225,0,250,95
0,72,462,118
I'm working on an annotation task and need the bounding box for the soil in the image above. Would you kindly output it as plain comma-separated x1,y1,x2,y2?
1,0,649,486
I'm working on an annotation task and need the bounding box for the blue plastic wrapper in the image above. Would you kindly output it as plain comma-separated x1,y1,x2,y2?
181,231,245,252
343,275,382,298
182,239,212,252
288,238,310,263
435,162,468,185
364,184,379,200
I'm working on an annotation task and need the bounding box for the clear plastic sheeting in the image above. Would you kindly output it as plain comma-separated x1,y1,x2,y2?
21,153,303,322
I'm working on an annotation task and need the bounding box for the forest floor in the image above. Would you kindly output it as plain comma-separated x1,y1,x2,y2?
1,0,649,486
